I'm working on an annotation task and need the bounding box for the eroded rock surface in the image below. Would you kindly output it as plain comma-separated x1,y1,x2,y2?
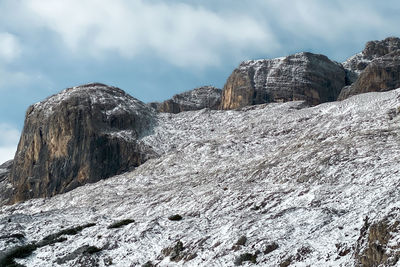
9,83,155,203
0,160,13,205
355,211,400,266
338,50,400,100
220,52,346,109
150,86,221,113
342,37,400,84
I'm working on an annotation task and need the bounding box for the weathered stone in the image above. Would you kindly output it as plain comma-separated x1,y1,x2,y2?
342,37,400,84
220,52,346,109
338,50,400,100
0,160,13,206
150,86,222,113
355,214,400,266
9,83,155,203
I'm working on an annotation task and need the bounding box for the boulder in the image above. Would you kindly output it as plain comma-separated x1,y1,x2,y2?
9,83,155,203
150,86,222,113
220,52,346,109
338,50,400,100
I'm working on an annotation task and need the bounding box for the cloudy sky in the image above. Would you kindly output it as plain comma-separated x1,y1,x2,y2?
1,0,400,163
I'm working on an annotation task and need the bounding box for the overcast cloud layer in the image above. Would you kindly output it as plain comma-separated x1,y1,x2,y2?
0,0,400,162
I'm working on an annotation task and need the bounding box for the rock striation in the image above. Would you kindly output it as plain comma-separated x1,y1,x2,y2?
9,83,155,203
343,37,400,82
150,86,222,113
339,37,400,100
339,50,400,100
0,160,13,205
220,52,346,109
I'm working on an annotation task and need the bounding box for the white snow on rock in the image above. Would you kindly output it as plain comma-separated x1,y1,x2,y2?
2,89,400,266
30,83,151,119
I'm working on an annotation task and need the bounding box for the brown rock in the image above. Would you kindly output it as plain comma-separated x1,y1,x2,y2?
150,86,222,113
355,214,400,266
342,37,400,84
9,83,155,203
220,52,346,109
338,50,400,100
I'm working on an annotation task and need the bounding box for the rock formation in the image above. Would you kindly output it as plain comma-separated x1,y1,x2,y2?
0,160,13,205
343,37,400,83
339,37,400,100
355,212,400,266
9,83,155,203
150,86,222,113
220,52,346,109
339,50,400,100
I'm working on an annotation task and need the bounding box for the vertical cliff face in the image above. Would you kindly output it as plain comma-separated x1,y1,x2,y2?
220,52,346,109
9,83,155,203
339,50,400,100
342,37,400,84
150,86,222,113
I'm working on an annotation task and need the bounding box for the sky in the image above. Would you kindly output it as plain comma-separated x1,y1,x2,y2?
0,0,400,163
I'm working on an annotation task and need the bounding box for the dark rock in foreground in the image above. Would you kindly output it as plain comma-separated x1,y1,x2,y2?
220,52,346,109
9,83,155,203
150,86,222,113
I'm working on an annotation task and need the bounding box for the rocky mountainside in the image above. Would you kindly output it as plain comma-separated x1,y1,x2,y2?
220,52,346,109
339,38,400,100
342,37,400,83
1,89,400,266
8,83,156,204
150,86,222,113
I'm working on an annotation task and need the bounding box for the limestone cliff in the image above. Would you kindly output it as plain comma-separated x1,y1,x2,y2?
9,83,155,203
150,86,222,113
220,52,346,109
338,50,400,100
343,37,400,83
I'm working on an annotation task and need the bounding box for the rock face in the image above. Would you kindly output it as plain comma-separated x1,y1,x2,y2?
355,212,400,266
0,160,13,205
150,86,222,113
343,37,400,79
9,83,155,203
220,52,346,109
338,50,400,100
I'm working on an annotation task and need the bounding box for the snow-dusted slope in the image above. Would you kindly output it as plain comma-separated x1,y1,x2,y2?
2,89,400,266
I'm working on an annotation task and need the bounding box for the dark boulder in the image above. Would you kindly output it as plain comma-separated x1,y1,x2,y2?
9,83,155,203
220,52,346,109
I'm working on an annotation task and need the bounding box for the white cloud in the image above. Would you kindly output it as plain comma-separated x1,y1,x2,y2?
0,124,20,163
0,32,21,62
23,0,277,67
260,0,387,42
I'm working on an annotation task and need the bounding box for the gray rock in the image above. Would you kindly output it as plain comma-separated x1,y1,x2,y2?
220,52,346,109
338,50,400,100
150,86,222,113
9,83,156,203
342,37,400,83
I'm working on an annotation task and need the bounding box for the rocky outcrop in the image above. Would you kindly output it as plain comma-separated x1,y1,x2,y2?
342,37,400,84
0,160,13,205
9,83,155,203
150,86,222,113
355,212,400,266
338,50,400,100
220,52,346,109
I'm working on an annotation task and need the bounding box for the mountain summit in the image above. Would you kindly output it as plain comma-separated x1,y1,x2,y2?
9,83,155,203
